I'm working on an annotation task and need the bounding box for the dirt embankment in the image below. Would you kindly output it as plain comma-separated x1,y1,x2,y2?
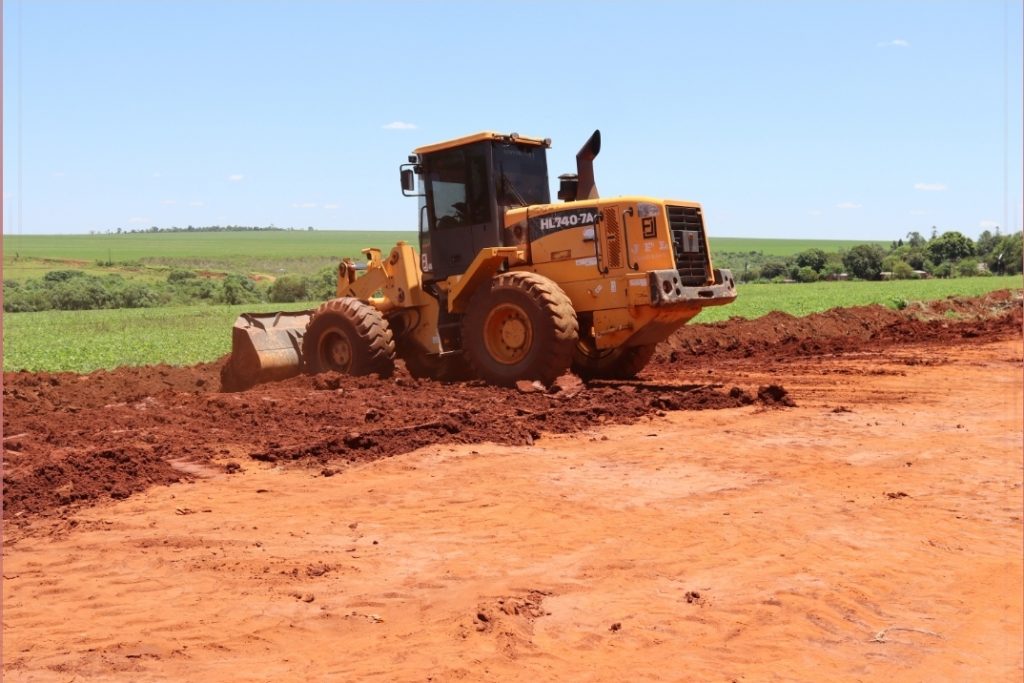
3,291,1020,521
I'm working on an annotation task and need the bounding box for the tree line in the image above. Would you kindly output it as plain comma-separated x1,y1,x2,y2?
89,225,316,235
718,228,1022,283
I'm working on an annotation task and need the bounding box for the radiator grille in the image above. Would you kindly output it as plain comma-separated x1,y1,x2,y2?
603,208,622,268
666,205,710,285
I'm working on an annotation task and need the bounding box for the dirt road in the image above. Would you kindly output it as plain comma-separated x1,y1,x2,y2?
3,293,1022,681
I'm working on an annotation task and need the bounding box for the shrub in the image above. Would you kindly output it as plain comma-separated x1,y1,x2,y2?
167,269,198,283
268,275,309,303
219,274,263,305
891,261,915,280
43,270,87,283
795,266,819,283
760,262,788,280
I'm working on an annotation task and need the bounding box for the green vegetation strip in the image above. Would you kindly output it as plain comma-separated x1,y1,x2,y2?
4,277,1020,374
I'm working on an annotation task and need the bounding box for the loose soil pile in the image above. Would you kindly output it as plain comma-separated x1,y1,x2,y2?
3,291,1020,521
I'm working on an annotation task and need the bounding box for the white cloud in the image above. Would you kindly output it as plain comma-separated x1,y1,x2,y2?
877,39,910,48
909,209,927,215
979,220,1000,229
806,209,822,216
323,203,340,210
152,172,162,178
227,174,244,182
382,121,417,130
914,182,947,191
836,201,862,209
161,199,177,205
292,202,318,208
52,171,66,178
128,216,151,224
188,200,205,207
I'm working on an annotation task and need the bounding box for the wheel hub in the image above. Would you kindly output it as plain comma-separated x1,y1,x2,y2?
483,303,533,365
321,331,352,371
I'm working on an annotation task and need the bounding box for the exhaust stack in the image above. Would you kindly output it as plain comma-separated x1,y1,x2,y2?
575,129,601,201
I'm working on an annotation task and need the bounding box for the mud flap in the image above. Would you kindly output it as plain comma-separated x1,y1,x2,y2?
221,311,313,391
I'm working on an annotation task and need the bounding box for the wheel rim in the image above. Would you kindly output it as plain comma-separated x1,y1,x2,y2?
576,340,616,362
483,303,533,365
319,329,353,371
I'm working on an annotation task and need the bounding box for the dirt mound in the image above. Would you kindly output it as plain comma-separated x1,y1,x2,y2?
652,290,1021,367
3,290,1020,521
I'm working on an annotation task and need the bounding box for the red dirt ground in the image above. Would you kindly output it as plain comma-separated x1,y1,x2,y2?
2,291,1022,681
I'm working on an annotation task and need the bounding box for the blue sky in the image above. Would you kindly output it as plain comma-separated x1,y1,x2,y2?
3,1,1022,240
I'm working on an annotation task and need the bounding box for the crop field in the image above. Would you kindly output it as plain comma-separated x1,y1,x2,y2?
2,231,887,282
2,230,418,281
4,275,1019,373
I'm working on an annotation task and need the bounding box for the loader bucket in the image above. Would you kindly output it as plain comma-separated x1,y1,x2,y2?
220,310,313,391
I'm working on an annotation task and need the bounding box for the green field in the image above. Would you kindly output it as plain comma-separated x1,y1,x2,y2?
4,276,1019,374
2,230,418,281
2,231,885,282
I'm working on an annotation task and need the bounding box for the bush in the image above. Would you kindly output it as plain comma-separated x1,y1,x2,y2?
267,275,309,303
795,266,818,283
307,267,339,301
43,270,87,283
891,261,915,280
760,262,788,280
219,274,263,305
167,269,198,284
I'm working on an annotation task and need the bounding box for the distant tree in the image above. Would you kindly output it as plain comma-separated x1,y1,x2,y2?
906,231,926,248
842,244,886,280
927,231,975,265
794,248,828,273
760,261,788,280
985,233,1023,275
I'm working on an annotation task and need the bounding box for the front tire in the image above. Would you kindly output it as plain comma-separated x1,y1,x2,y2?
461,272,578,386
302,298,395,377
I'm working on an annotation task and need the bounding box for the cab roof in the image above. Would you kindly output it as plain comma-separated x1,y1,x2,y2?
413,131,550,155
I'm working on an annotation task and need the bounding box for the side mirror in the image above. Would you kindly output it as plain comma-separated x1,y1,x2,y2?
400,168,415,193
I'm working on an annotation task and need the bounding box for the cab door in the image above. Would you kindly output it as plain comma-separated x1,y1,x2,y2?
423,143,496,281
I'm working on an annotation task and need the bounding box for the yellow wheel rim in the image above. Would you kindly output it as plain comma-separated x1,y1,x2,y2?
483,303,533,365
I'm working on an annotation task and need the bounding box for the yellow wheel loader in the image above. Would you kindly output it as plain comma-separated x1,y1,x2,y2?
220,130,737,390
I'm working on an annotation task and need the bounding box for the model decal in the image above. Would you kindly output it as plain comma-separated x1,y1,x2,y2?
529,207,599,239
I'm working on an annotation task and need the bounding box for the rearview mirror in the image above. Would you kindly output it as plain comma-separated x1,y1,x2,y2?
400,168,415,193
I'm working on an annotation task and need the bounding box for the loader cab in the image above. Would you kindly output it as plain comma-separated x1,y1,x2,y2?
401,132,552,282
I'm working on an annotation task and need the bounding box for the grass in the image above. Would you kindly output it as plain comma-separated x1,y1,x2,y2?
4,276,1020,374
708,237,888,256
2,301,319,374
2,230,418,281
693,275,1023,323
3,231,883,282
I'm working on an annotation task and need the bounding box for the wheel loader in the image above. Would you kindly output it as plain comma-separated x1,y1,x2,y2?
220,129,737,390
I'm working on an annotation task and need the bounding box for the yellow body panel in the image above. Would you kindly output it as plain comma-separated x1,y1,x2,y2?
504,196,722,349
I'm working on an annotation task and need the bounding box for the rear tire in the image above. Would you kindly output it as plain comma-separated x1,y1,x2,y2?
572,341,657,381
461,272,578,386
302,298,395,377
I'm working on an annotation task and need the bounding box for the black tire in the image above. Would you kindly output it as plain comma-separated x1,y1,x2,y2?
397,340,475,382
302,298,395,377
461,271,578,386
572,341,657,381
